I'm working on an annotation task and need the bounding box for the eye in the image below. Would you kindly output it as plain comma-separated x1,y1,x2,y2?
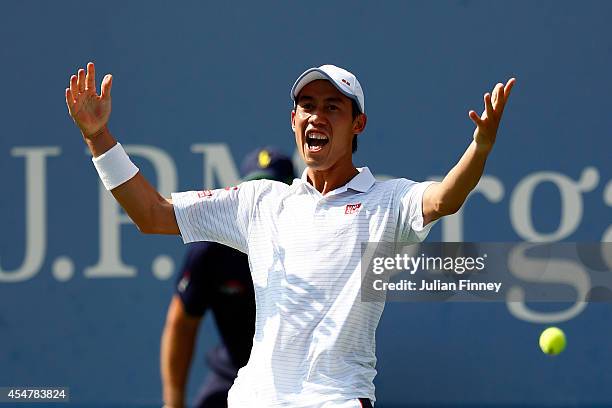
327,105,338,111
301,103,314,111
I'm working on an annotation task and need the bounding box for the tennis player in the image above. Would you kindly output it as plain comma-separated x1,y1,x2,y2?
66,62,514,407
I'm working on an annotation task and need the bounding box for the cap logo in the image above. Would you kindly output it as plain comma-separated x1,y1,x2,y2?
258,150,271,168
341,78,351,87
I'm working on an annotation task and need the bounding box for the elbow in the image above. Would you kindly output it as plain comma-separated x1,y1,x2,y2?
424,183,463,221
133,207,158,234
136,222,156,235
433,198,462,217
165,310,186,331
136,198,174,234
165,298,200,332
137,218,168,235
443,202,462,216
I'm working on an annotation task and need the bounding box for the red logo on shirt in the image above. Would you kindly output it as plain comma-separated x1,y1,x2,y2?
224,186,239,191
345,203,362,214
197,190,213,198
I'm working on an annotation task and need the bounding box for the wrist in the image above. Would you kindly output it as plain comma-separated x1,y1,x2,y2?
82,125,108,140
92,142,139,190
83,125,117,158
472,140,493,155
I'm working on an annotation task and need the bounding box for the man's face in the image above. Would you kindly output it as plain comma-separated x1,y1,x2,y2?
291,80,365,172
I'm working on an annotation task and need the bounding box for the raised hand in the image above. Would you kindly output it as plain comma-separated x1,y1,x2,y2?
468,78,515,152
65,62,113,138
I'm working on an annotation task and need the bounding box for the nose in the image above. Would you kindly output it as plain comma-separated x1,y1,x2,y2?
307,108,327,126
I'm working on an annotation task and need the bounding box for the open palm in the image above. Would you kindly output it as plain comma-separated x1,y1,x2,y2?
469,78,515,151
65,62,113,138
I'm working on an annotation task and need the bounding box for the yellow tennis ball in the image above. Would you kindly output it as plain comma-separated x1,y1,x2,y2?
539,327,566,355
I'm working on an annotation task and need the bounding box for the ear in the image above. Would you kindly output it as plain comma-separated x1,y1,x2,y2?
352,113,367,135
291,110,296,131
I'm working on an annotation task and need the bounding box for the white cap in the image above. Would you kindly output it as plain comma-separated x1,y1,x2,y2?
290,64,365,113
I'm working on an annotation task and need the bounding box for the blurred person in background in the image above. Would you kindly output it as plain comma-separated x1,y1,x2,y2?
160,147,296,408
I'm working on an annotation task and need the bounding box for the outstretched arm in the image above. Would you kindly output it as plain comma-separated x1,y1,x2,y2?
422,78,516,225
66,62,179,234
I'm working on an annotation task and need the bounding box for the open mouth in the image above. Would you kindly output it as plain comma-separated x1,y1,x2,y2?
306,133,329,152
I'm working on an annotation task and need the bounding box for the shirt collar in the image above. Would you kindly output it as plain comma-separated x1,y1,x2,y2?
299,167,375,195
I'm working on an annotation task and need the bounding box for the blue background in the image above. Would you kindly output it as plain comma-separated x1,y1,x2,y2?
1,1,611,406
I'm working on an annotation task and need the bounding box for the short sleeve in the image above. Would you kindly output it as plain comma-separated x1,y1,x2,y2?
171,181,259,253
396,179,438,242
175,243,213,317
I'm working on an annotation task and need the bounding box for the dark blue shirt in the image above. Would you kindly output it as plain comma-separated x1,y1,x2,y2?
175,242,255,376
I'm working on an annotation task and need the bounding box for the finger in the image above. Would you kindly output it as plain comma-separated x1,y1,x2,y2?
493,83,505,114
70,74,78,96
100,74,113,99
493,83,504,108
503,78,516,101
86,62,96,93
491,84,499,106
77,68,86,93
65,88,75,113
484,92,494,120
469,110,484,127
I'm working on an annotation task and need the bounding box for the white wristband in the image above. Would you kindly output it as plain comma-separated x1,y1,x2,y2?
92,142,139,190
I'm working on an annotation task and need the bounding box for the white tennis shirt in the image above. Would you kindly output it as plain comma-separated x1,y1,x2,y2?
171,167,435,407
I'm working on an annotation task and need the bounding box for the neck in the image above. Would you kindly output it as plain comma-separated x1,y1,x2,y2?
306,162,359,195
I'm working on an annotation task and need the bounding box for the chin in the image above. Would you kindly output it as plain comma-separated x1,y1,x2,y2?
304,157,321,168
305,160,332,172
